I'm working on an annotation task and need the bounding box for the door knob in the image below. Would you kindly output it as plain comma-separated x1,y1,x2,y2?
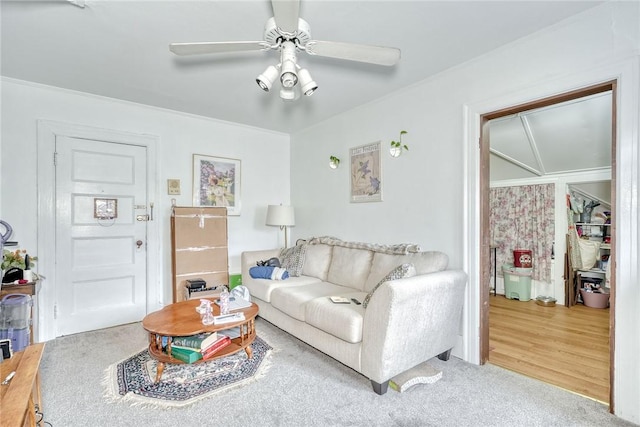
136,240,143,249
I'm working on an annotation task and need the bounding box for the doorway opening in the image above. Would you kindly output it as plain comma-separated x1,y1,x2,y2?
479,81,616,408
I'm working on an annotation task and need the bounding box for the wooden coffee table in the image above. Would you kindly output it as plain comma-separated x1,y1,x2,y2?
142,299,259,383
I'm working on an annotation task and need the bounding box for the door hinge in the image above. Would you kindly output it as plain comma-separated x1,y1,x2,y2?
54,304,57,319
53,151,58,166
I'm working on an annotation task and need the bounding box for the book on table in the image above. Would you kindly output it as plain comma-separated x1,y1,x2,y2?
171,332,218,351
329,296,350,304
220,326,241,339
215,297,252,311
169,346,203,364
201,335,232,360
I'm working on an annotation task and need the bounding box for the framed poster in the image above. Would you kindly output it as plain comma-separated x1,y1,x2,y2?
93,198,118,219
192,154,241,215
350,142,382,203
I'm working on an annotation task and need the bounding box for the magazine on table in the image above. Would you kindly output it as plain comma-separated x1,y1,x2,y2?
215,297,252,311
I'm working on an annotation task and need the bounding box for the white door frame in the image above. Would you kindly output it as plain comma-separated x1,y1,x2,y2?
463,59,639,420
37,120,161,341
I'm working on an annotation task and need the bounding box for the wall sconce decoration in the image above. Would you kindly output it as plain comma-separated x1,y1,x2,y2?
329,156,341,169
390,130,409,157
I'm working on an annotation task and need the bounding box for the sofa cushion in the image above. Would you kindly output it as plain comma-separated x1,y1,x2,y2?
244,275,321,303
270,282,353,321
364,251,448,292
302,243,333,280
327,246,373,291
280,244,307,277
362,263,416,308
305,292,367,343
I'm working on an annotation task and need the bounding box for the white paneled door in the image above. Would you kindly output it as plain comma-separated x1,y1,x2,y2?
55,136,148,336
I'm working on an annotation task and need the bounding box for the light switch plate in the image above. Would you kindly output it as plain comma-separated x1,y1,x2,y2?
167,179,181,195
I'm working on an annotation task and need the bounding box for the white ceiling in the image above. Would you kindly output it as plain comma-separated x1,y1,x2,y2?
490,92,613,181
1,0,604,134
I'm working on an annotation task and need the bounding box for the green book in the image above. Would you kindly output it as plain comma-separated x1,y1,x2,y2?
171,332,217,350
170,346,203,364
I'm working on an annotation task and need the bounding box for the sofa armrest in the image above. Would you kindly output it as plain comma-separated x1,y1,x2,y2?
360,270,468,383
241,249,282,282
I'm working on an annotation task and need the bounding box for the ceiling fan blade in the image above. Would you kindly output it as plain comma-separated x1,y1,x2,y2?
271,0,300,34
169,41,269,56
306,41,401,66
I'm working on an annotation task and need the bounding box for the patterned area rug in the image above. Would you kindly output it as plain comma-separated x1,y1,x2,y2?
104,336,272,407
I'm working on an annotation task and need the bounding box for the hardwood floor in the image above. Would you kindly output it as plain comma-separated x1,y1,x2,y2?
489,295,610,403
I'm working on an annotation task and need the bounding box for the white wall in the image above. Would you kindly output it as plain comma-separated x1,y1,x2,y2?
0,77,290,312
291,2,639,423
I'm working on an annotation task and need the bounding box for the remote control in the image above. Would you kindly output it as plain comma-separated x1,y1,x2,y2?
351,298,361,305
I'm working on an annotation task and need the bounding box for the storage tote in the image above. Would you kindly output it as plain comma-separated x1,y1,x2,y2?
0,293,32,351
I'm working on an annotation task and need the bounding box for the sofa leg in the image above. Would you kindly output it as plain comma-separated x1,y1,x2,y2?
371,380,389,395
437,348,452,361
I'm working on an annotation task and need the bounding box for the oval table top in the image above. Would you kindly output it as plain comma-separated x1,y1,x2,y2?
142,298,259,336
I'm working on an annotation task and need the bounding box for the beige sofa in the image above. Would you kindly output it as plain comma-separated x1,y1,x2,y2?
241,237,467,394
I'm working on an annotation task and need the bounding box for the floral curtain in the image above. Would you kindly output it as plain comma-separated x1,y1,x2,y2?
490,183,555,282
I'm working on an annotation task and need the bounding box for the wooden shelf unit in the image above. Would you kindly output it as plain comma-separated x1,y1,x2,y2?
170,207,229,303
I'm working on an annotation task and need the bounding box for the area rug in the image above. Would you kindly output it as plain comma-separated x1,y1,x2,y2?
103,336,272,408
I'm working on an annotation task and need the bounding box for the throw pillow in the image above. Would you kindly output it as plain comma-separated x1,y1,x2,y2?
362,263,416,308
280,243,307,277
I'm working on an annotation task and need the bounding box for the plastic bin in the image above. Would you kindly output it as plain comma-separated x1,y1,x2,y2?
513,249,533,268
580,289,609,309
502,263,532,301
0,293,32,352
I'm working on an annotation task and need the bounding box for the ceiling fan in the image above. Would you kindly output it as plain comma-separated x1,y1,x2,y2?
169,0,401,101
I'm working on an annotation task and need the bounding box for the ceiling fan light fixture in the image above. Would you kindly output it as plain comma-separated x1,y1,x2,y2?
280,60,298,88
298,68,317,96
256,65,280,92
279,87,298,101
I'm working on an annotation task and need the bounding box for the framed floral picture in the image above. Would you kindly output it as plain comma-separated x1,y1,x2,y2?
192,154,241,215
350,142,382,203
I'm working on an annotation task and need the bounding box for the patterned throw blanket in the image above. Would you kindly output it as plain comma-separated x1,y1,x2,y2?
306,236,421,255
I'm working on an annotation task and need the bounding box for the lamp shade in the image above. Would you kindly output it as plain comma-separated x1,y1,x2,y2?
266,205,295,227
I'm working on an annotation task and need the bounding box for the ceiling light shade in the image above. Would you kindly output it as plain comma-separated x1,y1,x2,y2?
279,87,298,101
298,68,318,96
256,65,279,92
280,60,298,88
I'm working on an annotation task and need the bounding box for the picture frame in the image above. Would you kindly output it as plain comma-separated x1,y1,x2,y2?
350,142,382,203
93,198,118,219
192,154,241,215
167,179,181,195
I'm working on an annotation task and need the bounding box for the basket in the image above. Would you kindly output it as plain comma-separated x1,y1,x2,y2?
580,289,609,309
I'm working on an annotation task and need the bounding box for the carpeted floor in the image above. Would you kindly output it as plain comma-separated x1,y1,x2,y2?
39,318,636,427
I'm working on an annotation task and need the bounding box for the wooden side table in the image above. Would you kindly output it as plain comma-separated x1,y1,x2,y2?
0,343,45,427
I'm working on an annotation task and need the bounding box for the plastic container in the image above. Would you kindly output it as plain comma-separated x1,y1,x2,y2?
0,293,32,351
502,263,532,301
580,289,609,309
219,286,230,315
513,249,533,268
